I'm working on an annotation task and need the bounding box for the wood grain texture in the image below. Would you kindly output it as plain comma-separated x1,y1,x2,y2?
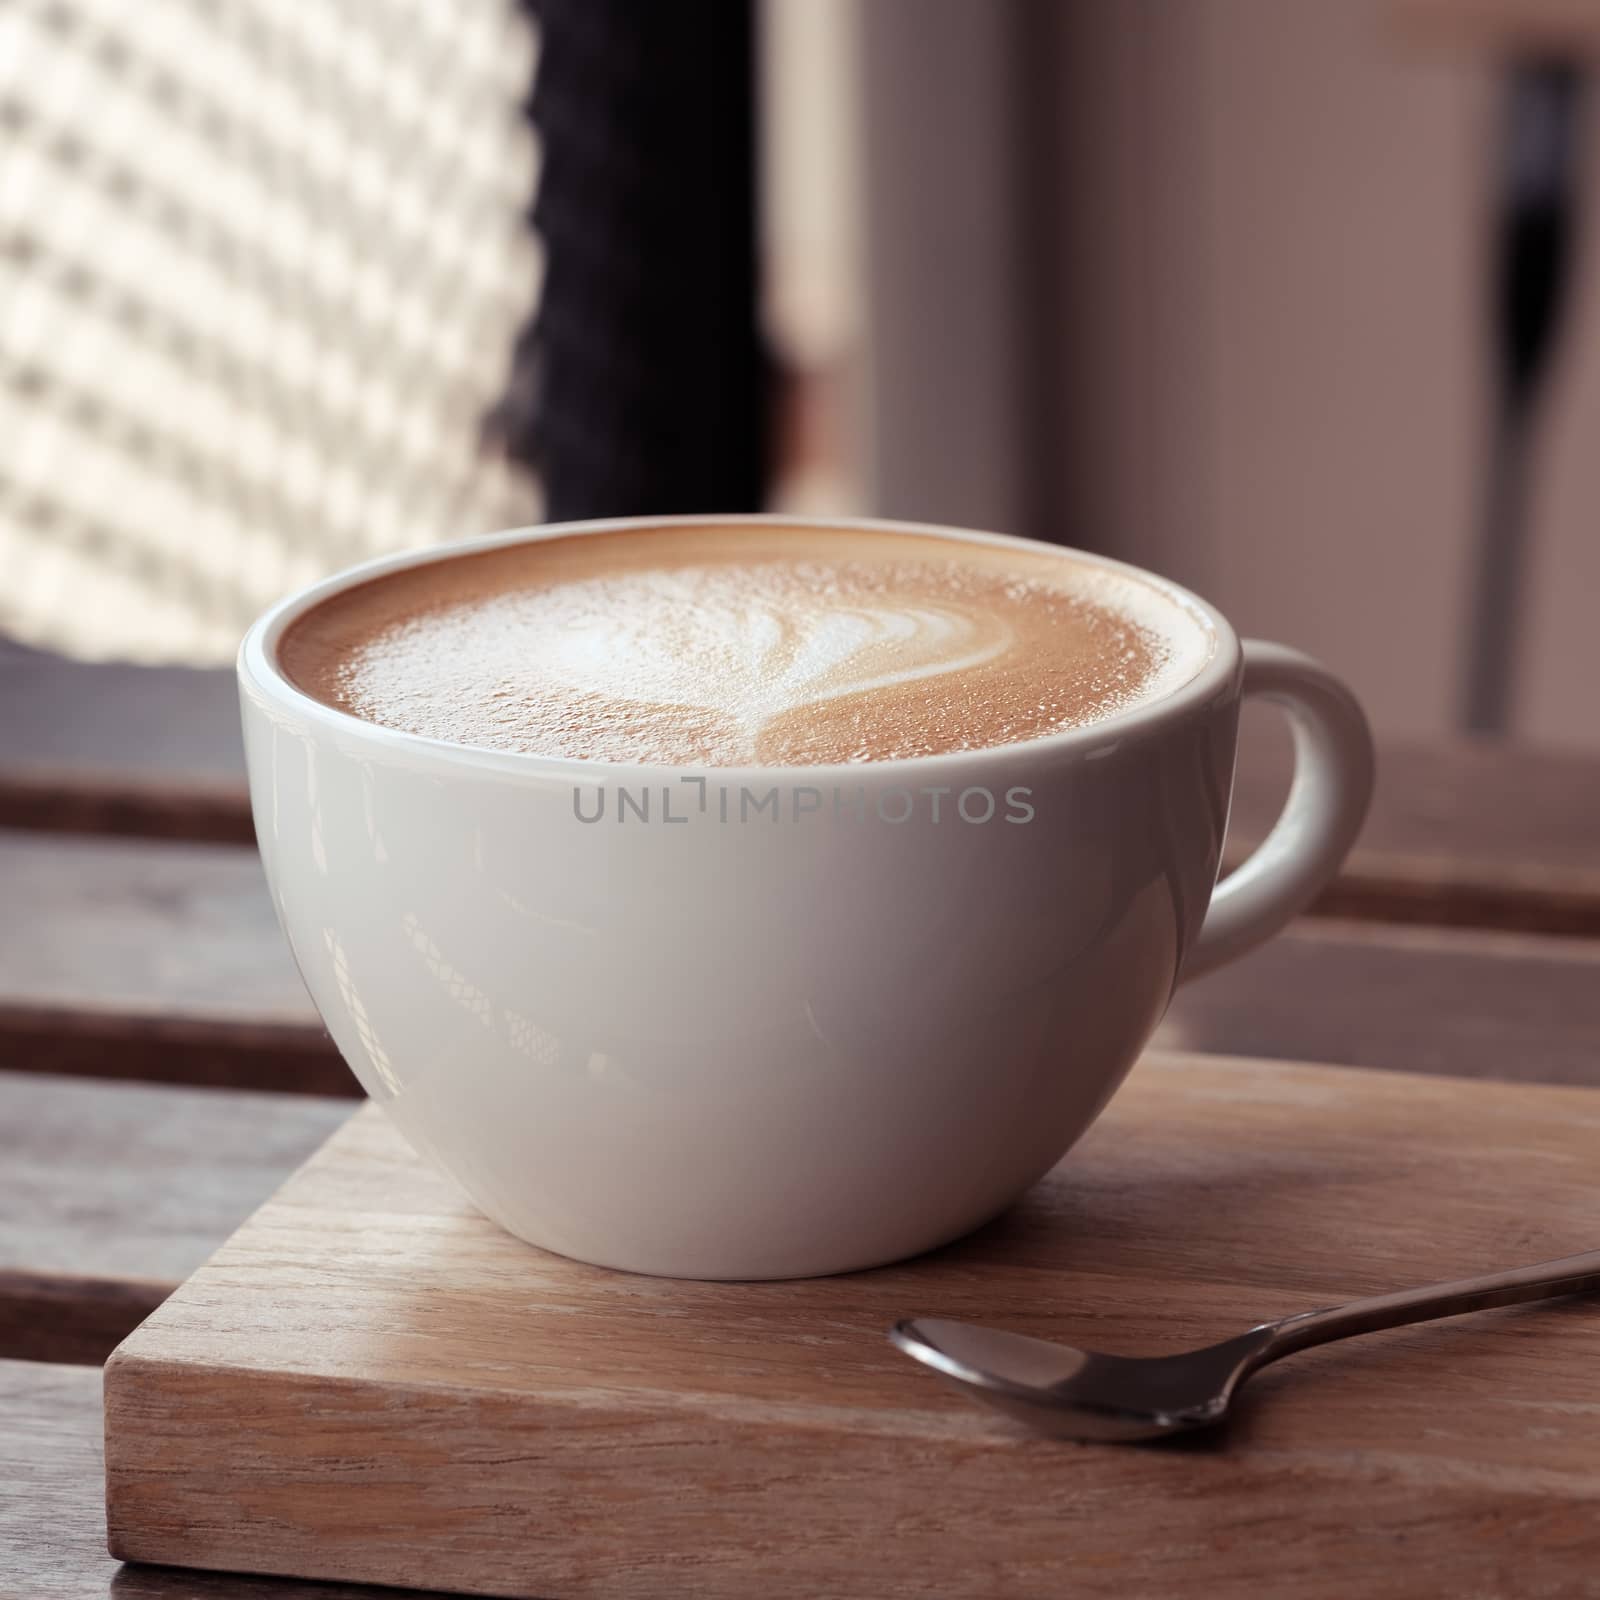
0,832,307,1021
0,1072,352,1362
0,641,250,844
1158,916,1600,1084
106,1055,1600,1600
0,767,253,848
1229,710,1600,933
0,1272,171,1370
0,1002,350,1098
0,829,352,1095
0,1358,451,1597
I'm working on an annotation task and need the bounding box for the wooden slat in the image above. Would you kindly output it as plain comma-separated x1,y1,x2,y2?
0,829,352,1096
0,641,250,843
0,1359,447,1597
1158,917,1600,1085
2,918,1590,1366
0,1072,351,1363
4,915,1597,1365
1229,706,1600,933
0,1003,346,1097
0,832,302,1017
0,768,252,847
6,641,1600,933
9,827,1600,1096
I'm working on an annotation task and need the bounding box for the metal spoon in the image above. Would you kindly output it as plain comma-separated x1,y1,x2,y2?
890,1246,1600,1443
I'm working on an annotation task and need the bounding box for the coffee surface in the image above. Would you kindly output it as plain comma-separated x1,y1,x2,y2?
279,525,1212,765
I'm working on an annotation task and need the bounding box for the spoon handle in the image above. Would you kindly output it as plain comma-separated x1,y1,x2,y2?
1262,1247,1600,1363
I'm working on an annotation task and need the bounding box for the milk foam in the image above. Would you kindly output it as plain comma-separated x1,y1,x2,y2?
511,568,1016,746
279,526,1214,765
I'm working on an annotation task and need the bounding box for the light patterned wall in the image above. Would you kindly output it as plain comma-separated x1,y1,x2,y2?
0,0,543,662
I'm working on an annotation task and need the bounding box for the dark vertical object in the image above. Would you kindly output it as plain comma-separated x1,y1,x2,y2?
1009,0,1069,549
1463,62,1586,736
491,0,768,520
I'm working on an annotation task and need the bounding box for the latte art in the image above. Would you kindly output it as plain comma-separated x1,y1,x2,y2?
279,525,1213,765
521,570,1016,754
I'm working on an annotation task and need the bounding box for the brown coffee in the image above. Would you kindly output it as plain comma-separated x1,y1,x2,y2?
278,524,1212,765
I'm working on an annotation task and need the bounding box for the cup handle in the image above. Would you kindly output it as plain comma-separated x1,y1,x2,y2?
1182,641,1375,982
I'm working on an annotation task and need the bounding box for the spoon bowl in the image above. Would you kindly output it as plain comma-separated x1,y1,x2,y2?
890,1245,1600,1443
890,1319,1273,1441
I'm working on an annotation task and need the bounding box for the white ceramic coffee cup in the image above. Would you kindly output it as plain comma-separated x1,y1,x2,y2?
239,516,1373,1279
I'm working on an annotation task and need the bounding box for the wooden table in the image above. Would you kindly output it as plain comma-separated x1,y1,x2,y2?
4,651,1600,1595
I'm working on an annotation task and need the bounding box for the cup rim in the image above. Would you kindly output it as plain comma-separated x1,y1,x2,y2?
238,513,1241,781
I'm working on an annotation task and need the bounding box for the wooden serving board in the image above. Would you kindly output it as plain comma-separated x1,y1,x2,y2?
104,1053,1600,1599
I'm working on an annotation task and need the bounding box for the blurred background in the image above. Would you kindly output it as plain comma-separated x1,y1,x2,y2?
3,0,1598,744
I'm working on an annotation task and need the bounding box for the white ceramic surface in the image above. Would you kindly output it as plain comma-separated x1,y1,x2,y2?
238,516,1373,1279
